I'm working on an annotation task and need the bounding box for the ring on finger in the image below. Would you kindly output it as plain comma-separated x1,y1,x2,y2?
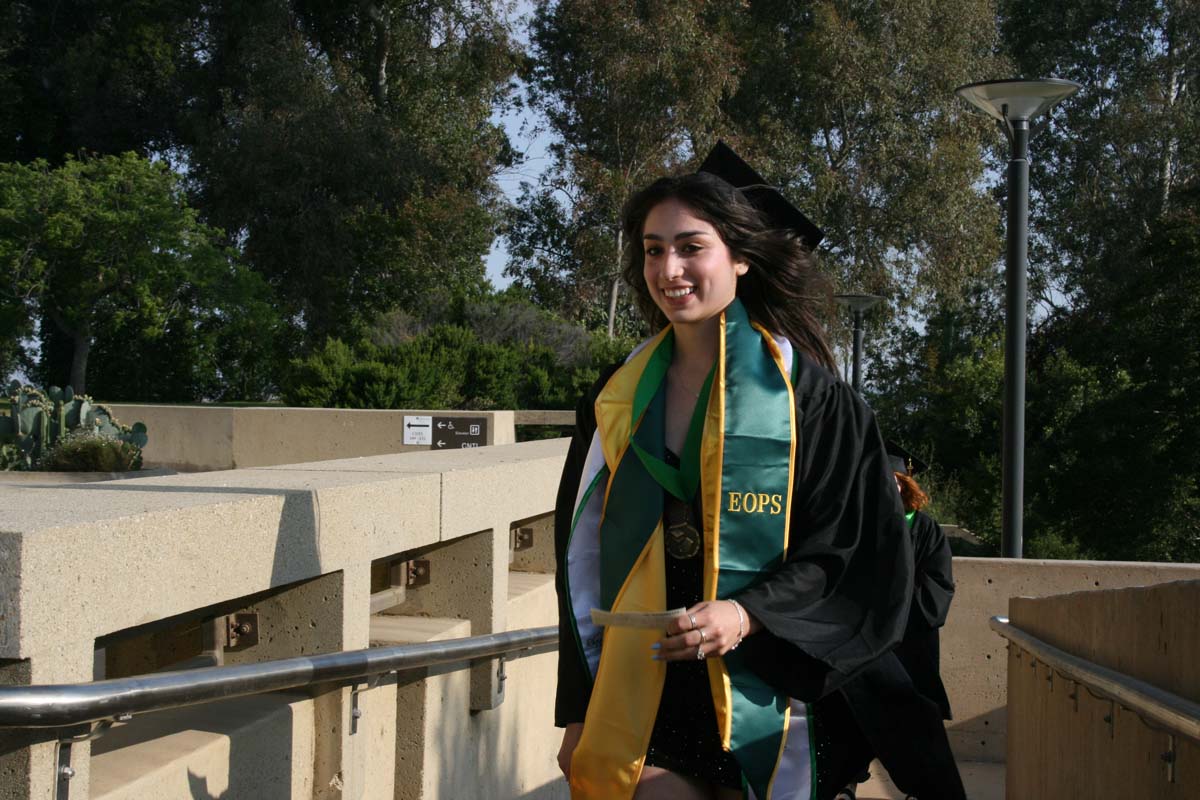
697,628,707,644
696,644,706,661
688,613,698,630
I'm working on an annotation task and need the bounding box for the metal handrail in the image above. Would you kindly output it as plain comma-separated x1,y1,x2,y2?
0,625,557,729
990,615,1200,743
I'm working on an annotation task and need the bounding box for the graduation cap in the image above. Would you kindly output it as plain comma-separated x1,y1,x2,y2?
697,140,825,248
886,440,928,476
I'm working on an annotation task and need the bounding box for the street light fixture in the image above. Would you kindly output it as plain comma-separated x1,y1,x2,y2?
833,293,884,394
955,78,1081,559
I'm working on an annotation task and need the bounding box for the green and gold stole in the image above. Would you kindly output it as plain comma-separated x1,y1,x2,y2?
567,299,800,799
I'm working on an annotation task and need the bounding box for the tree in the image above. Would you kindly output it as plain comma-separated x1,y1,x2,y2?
0,152,276,397
999,0,1199,312
510,0,742,335
721,0,1009,311
984,0,1200,560
185,0,520,346
0,1,524,368
0,1,203,163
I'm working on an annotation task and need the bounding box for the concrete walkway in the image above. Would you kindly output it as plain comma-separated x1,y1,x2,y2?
856,759,1005,800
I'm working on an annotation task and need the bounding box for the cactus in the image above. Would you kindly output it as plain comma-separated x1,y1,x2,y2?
1,385,149,471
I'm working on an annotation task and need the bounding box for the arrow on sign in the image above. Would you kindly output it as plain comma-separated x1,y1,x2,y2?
437,440,446,447
437,421,446,429
406,422,430,429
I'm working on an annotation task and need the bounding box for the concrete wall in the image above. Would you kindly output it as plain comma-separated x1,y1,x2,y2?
941,558,1200,763
105,405,517,472
0,440,567,800
1004,580,1200,799
3,433,1200,799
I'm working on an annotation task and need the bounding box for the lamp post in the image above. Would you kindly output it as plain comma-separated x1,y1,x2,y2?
955,78,1081,559
833,293,884,393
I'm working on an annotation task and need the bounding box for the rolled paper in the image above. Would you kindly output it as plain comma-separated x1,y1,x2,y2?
590,608,689,629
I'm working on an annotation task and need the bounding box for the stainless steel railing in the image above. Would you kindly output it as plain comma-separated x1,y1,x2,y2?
0,625,557,730
990,615,1200,744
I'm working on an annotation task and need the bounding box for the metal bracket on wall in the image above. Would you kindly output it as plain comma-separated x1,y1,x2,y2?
55,720,116,800
406,559,431,588
511,527,534,552
349,673,388,735
225,612,259,651
1163,734,1177,783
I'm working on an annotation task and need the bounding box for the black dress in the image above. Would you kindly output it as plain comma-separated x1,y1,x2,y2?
641,450,742,788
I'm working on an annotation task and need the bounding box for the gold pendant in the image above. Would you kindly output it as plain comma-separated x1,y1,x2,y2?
665,521,701,560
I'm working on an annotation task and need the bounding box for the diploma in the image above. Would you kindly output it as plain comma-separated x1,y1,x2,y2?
590,608,688,630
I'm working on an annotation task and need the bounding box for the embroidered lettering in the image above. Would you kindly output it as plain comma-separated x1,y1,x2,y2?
726,491,786,515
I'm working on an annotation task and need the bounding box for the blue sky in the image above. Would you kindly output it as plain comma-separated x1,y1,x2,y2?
484,0,549,290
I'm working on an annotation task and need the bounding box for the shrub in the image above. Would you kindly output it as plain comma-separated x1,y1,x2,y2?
283,320,637,413
37,429,143,472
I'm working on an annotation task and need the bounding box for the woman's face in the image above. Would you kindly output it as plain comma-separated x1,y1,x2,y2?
642,198,748,328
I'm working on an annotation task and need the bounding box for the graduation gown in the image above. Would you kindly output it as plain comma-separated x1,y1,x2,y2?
894,510,955,720
816,514,963,799
553,346,916,794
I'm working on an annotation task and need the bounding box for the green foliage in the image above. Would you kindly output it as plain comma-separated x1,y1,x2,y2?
0,152,281,398
185,0,518,345
512,0,1008,336
512,0,742,333
37,429,143,473
0,1,520,390
0,381,148,470
284,306,630,413
723,0,1009,308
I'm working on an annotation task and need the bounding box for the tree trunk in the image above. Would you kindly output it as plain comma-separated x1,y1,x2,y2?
1158,15,1180,217
607,229,623,339
70,332,91,396
366,4,390,106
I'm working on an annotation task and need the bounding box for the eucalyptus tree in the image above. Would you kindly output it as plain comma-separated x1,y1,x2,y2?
721,0,1009,312
511,0,741,336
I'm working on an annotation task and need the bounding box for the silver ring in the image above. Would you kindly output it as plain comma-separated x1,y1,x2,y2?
696,644,706,660
688,613,698,630
698,628,707,644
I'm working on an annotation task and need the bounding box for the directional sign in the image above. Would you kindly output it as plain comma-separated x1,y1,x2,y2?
431,416,488,450
402,415,433,446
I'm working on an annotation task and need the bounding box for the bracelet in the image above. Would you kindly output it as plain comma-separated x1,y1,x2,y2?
728,599,746,650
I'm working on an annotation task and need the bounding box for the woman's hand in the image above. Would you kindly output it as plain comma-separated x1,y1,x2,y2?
557,722,584,779
654,600,760,662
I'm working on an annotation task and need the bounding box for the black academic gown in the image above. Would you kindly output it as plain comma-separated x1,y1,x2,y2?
894,510,955,720
817,511,964,799
553,349,920,796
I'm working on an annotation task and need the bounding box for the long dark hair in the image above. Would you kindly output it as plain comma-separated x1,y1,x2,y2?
620,172,836,371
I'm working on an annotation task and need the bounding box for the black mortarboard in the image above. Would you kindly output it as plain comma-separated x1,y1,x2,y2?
885,440,928,476
697,140,825,247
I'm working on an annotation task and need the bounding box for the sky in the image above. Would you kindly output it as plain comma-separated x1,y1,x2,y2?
484,99,553,290
484,1,551,290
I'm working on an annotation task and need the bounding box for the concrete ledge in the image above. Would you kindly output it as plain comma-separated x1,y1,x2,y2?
106,405,518,472
0,439,568,800
943,557,1200,763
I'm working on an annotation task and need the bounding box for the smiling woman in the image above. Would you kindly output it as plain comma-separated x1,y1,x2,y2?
552,143,963,800
641,199,748,327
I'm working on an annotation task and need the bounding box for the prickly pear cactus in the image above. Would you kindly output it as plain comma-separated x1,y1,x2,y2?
2,385,150,471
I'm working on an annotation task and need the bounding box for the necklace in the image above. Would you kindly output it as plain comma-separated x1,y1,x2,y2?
668,366,708,399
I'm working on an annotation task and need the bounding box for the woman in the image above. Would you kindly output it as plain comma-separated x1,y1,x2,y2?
888,442,955,722
829,443,961,800
553,142,914,800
